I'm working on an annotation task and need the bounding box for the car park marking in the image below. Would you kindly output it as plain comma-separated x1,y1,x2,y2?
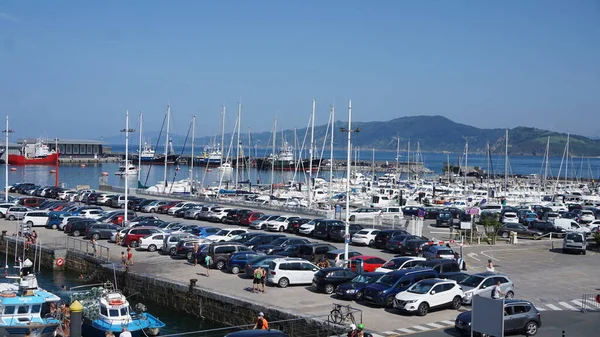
395,328,416,334
559,301,577,310
441,320,455,325
382,331,397,335
389,321,457,336
545,304,562,310
411,325,432,331
369,334,385,337
425,323,445,328
467,252,480,261
571,299,583,307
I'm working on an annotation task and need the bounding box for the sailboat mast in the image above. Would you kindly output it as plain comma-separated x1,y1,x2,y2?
372,148,375,182
329,105,335,200
164,105,170,190
565,133,570,183
308,99,315,209
504,129,508,192
270,118,277,197
544,137,550,185
124,110,131,225
221,105,226,167
138,112,143,182
406,140,411,180
465,139,468,190
235,102,242,186
190,115,196,193
396,136,400,177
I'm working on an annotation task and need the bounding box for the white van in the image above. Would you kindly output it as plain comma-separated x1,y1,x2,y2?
23,211,49,227
266,258,320,288
554,219,591,235
480,204,503,213
380,206,404,221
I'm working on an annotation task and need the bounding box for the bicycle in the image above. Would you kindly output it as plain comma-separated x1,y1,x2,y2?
329,303,356,325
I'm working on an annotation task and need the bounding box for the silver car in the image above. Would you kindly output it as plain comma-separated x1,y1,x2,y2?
563,232,587,254
5,206,31,220
161,233,198,255
459,272,515,304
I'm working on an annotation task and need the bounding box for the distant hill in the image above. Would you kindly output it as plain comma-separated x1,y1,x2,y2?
102,115,600,157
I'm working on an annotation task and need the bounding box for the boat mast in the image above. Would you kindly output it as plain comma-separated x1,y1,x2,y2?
464,138,468,191
270,118,277,199
190,115,196,194
4,116,12,203
138,112,143,183
221,105,226,167
543,136,550,186
565,133,570,184
122,110,134,225
164,105,170,191
504,129,508,193
406,139,411,181
235,102,242,187
371,147,375,184
329,105,335,200
308,99,315,209
396,136,400,179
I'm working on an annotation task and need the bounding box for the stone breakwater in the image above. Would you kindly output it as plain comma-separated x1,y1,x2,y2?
0,236,342,337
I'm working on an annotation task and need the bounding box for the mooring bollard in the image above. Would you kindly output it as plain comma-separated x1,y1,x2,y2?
70,300,83,337
189,278,198,293
1,230,6,241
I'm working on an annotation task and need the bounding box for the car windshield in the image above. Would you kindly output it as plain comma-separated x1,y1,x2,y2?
459,275,485,287
566,233,583,242
214,229,230,236
375,273,400,287
351,274,373,283
274,217,287,222
381,259,402,269
257,215,269,220
408,282,434,294
356,230,369,235
281,245,298,252
269,238,287,246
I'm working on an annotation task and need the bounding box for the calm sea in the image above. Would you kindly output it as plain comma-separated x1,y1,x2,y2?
2,145,599,190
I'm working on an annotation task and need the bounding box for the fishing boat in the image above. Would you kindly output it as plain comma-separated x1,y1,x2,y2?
70,281,165,337
114,161,138,176
8,139,59,165
0,261,61,337
196,145,223,167
137,142,157,162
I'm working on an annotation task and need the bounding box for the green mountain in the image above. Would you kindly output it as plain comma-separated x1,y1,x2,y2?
107,115,600,157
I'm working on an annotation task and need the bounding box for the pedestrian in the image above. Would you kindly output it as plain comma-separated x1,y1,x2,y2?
347,324,358,337
120,327,132,337
115,234,122,246
121,251,127,269
454,253,467,271
91,238,98,257
253,266,262,293
105,330,115,337
253,312,269,330
204,254,212,277
192,243,199,266
260,266,267,293
31,230,37,244
491,280,504,299
25,331,30,337
127,246,134,265
486,259,495,273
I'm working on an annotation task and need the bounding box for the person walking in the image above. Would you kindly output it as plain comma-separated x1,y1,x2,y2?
454,253,467,271
253,312,269,330
192,243,199,266
120,327,132,337
126,246,134,265
91,238,98,257
260,266,267,293
204,254,212,277
486,259,495,272
121,252,127,269
491,280,504,299
253,267,262,293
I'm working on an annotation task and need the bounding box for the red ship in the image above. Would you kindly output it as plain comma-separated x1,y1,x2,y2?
8,140,60,165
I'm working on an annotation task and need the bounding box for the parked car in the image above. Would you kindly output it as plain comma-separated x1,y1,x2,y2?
230,232,264,244
207,208,232,223
298,219,322,236
85,223,119,240
141,200,169,213
207,242,253,270
287,218,312,234
351,229,380,246
313,219,346,240
5,206,31,220
562,232,587,254
439,271,470,283
413,258,461,274
455,299,542,337
400,239,431,256
394,278,464,316
156,200,180,214
227,251,265,274
497,223,544,240
297,243,338,263
373,229,409,249
325,249,363,267
253,237,310,255
335,272,385,300
312,267,358,294
348,255,386,273
376,257,426,273
239,211,265,226
348,208,381,221
362,268,439,307
243,255,285,276
45,211,73,229
435,212,453,227
266,258,320,288
266,215,300,232
458,272,514,304
225,209,253,225
422,244,455,260
205,228,249,242
243,234,286,250
249,214,280,230
123,227,164,247
139,232,169,252
385,234,427,253
527,220,565,237
22,211,49,227
64,219,97,237
329,223,364,242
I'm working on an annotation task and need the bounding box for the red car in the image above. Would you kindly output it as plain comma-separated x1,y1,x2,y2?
123,226,161,247
239,211,264,226
349,255,387,273
157,201,181,214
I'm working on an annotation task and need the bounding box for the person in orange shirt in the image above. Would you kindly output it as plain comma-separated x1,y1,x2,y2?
253,312,269,330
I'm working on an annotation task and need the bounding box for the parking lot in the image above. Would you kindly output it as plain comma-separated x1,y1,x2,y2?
4,205,600,336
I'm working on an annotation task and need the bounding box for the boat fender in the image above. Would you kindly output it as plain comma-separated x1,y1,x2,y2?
109,300,124,305
0,292,16,297
56,258,65,267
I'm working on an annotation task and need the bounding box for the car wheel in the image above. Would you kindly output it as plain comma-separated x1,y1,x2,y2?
195,214,200,220
349,215,355,221
385,296,394,308
26,221,33,226
73,230,80,237
278,277,289,288
532,234,539,240
150,209,155,213
220,218,226,223
231,266,240,274
8,215,15,221
417,302,429,316
355,291,364,301
524,320,538,336
216,260,225,270
148,244,157,252
92,233,100,240
501,231,509,238
130,240,139,248
324,284,335,294
452,296,462,309
169,247,177,255
583,250,586,255
505,291,514,299
279,226,284,232
186,252,193,260
52,224,58,230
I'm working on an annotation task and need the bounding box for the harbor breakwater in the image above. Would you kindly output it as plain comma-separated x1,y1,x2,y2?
0,236,343,337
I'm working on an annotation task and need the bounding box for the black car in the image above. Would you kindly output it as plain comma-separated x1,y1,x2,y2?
287,218,312,234
224,209,252,225
373,229,409,249
244,234,286,249
329,224,364,242
386,234,427,253
230,232,264,244
436,212,453,227
313,219,346,240
275,245,303,257
424,207,441,220
528,220,565,237
312,267,358,294
439,271,470,283
253,237,310,255
133,199,156,211
399,239,430,256
335,272,385,300
402,206,424,217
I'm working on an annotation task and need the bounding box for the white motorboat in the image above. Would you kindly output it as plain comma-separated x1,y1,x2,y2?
115,161,138,176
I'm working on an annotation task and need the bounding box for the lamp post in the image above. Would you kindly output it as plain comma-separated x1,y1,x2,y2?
121,111,135,226
2,116,14,202
340,100,360,263
54,138,59,187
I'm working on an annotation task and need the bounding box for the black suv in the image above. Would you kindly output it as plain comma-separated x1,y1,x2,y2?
414,258,460,273
297,243,337,263
313,219,345,240
373,229,409,249
207,242,253,270
243,234,286,250
312,267,358,294
528,220,565,237
329,223,364,242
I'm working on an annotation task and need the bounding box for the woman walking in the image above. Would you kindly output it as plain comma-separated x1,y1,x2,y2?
126,246,134,265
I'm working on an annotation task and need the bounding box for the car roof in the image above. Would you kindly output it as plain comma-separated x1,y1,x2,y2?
350,255,380,260
389,267,435,276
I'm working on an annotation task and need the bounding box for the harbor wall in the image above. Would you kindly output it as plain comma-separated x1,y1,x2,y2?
0,237,340,337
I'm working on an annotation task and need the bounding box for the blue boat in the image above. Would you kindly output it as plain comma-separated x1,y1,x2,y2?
0,266,61,337
70,282,165,337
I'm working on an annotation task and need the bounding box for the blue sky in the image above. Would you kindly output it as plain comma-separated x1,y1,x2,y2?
1,1,599,141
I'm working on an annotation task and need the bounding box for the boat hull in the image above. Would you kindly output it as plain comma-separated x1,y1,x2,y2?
255,158,321,171
0,323,59,337
82,313,164,337
133,154,180,165
8,153,59,165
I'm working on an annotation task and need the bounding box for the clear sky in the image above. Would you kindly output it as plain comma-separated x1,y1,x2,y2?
1,1,599,141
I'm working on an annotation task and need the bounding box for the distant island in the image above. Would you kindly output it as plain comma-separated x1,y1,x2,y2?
102,115,600,157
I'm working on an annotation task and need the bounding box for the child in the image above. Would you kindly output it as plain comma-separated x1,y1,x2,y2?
127,246,134,265
204,254,212,277
121,252,127,269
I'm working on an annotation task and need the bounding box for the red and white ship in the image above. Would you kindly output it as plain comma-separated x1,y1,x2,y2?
8,139,59,165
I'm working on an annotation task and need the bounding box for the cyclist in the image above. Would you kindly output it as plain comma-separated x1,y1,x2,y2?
347,324,357,337
356,323,365,337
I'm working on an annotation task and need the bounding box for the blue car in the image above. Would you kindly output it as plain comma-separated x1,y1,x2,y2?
189,226,220,238
335,272,385,301
361,268,438,307
226,251,264,274
45,211,73,229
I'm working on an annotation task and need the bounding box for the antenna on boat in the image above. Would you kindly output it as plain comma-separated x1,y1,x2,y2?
113,263,118,289
4,238,8,273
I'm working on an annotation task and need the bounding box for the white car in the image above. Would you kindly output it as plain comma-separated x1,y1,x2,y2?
376,257,426,273
266,215,298,232
579,210,595,224
266,258,320,288
249,214,279,230
298,219,318,235
167,202,198,216
205,228,249,242
348,208,381,221
208,208,231,223
394,278,464,316
59,216,85,230
139,232,168,252
0,203,17,217
351,229,380,246
570,223,591,235
79,209,104,219
502,212,519,224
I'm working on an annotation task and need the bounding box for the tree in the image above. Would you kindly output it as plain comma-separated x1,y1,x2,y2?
481,214,502,245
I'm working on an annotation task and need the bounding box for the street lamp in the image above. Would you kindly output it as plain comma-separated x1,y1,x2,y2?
2,116,14,202
121,111,135,226
340,100,361,263
54,138,59,187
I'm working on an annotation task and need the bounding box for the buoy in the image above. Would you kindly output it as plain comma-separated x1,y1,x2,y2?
10,168,16,172
102,172,109,176
50,170,56,174
207,169,212,172
80,164,86,168
56,258,65,267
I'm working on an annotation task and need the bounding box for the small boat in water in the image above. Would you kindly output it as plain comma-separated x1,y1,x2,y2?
115,161,139,176
70,281,165,337
0,261,61,337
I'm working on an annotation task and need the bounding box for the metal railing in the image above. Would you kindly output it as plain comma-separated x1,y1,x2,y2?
65,237,113,262
581,293,600,313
